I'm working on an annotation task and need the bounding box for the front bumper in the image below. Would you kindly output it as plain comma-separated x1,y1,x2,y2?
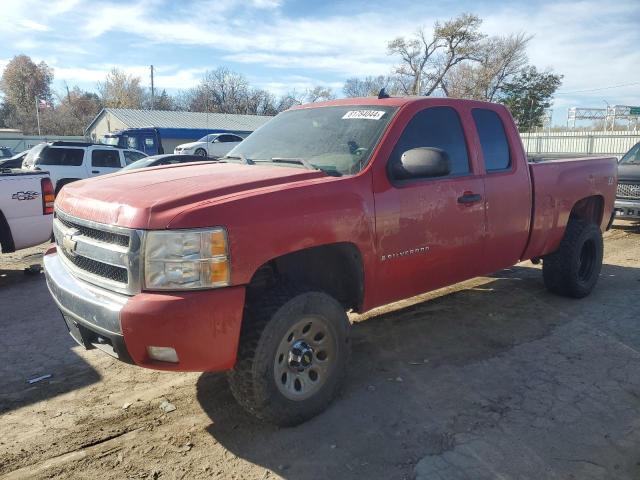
44,249,246,372
614,199,640,219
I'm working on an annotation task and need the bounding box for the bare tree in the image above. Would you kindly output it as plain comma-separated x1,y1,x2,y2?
305,86,336,103
442,33,530,101
343,75,397,97
388,13,485,96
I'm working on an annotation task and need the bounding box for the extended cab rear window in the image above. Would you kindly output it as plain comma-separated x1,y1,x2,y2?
39,147,84,166
472,109,511,172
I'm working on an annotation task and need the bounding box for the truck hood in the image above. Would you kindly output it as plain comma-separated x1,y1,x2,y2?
55,162,327,229
617,163,640,182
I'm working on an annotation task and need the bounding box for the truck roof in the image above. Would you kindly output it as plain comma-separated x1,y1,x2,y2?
291,96,507,111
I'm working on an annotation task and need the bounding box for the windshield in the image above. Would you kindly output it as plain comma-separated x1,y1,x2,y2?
122,158,156,170
197,135,214,142
226,105,397,176
0,148,12,159
620,143,640,165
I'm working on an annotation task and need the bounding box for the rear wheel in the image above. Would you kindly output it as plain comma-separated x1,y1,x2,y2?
227,285,350,426
542,219,603,298
195,148,207,157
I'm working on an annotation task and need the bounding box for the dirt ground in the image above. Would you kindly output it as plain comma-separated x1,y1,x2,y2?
1,222,639,480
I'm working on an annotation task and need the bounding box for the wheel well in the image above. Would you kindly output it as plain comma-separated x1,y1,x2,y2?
0,210,15,253
569,195,604,226
247,243,364,311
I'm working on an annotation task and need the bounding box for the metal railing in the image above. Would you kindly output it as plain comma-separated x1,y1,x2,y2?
520,131,640,157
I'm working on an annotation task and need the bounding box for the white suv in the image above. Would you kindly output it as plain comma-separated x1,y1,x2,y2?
22,142,147,193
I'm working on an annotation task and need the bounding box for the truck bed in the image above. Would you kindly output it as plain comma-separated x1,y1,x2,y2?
522,156,617,260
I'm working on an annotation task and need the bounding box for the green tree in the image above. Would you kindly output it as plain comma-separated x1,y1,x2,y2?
500,66,562,130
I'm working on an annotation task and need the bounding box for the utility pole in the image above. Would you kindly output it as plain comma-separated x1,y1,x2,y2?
150,65,155,110
35,96,41,136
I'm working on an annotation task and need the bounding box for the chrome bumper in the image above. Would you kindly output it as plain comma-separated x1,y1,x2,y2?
614,199,640,219
44,250,128,335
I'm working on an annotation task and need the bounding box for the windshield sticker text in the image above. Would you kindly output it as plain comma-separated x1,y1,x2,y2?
342,110,386,120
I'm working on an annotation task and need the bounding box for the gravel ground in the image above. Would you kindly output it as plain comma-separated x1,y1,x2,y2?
0,222,639,480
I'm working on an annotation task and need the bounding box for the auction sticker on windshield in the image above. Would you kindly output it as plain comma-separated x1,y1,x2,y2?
342,110,386,120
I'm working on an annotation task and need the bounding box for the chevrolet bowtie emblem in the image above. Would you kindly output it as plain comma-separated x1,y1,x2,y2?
62,229,79,257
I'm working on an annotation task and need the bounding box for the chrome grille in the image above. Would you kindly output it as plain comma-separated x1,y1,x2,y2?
57,215,130,247
53,209,142,295
617,182,640,200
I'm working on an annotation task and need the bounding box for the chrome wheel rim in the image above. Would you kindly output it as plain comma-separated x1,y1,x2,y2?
273,315,336,401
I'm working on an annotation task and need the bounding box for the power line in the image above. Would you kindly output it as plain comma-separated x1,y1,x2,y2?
555,82,640,95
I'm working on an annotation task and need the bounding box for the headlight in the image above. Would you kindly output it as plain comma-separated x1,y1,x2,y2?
143,228,230,290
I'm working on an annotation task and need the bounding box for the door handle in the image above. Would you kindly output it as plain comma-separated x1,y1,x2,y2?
457,192,482,204
92,170,99,174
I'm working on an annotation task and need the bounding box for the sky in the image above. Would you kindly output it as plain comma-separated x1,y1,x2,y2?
1,0,639,126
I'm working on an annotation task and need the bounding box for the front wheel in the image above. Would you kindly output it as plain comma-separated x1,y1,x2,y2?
195,148,207,157
227,286,350,426
542,219,603,298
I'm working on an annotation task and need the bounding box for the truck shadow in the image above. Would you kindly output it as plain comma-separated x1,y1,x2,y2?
195,261,640,479
0,268,101,414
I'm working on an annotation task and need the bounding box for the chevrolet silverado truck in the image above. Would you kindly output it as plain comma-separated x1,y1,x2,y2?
44,97,617,426
613,141,640,220
1,168,54,253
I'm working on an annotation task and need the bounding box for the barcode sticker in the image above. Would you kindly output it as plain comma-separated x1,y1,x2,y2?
342,110,386,120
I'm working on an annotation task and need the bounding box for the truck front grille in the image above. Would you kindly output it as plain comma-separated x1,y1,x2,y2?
617,182,640,200
57,216,130,247
59,246,129,284
53,209,142,294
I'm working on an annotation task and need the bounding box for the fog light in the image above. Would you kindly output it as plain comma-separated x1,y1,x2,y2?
147,346,179,363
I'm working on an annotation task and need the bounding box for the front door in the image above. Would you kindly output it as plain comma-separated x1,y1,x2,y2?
372,105,486,306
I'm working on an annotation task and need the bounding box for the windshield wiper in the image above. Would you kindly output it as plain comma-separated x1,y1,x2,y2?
270,157,318,171
220,154,254,165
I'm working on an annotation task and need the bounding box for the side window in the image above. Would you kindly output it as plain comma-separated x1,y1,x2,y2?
126,136,138,150
124,151,146,164
92,149,121,168
144,137,155,148
218,135,239,143
389,107,470,180
40,148,84,166
472,109,511,172
228,135,243,142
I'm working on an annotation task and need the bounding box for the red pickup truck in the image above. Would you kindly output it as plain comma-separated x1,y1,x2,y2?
44,97,617,425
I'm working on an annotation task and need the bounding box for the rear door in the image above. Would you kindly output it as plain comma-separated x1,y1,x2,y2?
38,147,86,187
470,107,532,273
90,148,122,176
372,104,486,305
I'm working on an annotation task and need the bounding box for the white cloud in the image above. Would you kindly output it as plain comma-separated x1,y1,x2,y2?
1,0,638,119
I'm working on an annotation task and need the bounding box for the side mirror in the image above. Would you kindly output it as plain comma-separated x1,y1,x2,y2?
391,147,450,180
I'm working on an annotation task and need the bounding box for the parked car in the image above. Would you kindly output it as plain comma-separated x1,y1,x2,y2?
44,97,617,426
0,147,14,160
121,154,211,171
22,141,147,193
0,150,29,169
174,133,243,158
613,141,640,220
0,169,54,253
102,127,252,156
